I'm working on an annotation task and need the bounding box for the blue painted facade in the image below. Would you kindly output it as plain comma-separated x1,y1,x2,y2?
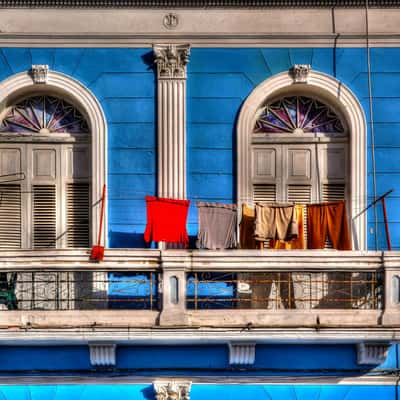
0,384,398,400
0,343,397,373
1,46,400,394
1,47,398,249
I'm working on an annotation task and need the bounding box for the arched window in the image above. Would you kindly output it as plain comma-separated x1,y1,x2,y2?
237,71,366,249
252,95,348,206
0,94,91,248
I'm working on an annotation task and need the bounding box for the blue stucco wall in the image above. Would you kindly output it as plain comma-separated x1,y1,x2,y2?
0,343,397,373
0,384,397,400
0,48,157,248
1,47,400,249
186,47,400,250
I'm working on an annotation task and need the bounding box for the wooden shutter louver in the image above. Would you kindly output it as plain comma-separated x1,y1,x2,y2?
253,184,276,203
287,185,312,203
253,184,276,248
33,185,56,249
66,183,90,248
322,184,346,202
288,185,311,248
0,185,21,248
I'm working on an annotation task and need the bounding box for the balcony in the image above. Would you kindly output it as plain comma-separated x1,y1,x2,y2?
0,249,399,343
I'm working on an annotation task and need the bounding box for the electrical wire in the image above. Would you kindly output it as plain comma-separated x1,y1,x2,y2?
365,0,379,249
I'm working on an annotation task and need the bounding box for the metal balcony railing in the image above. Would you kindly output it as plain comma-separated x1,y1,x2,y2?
0,271,160,311
186,271,383,310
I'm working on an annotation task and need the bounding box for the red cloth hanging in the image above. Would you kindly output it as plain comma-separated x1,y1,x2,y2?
144,196,190,247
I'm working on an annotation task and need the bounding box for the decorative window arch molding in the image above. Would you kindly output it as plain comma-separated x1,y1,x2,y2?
0,69,107,246
237,70,367,250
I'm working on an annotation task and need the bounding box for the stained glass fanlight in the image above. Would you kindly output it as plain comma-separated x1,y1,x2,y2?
254,96,344,134
0,95,89,134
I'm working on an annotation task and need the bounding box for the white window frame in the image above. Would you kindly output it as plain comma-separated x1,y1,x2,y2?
237,70,367,250
0,70,107,247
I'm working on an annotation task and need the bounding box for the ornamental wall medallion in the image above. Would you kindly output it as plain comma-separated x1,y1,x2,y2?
163,13,179,29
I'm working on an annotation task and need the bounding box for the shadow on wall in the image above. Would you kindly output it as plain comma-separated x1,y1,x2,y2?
109,231,152,248
141,385,155,400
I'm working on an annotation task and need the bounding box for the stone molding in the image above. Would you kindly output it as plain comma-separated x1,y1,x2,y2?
356,342,390,365
0,375,398,385
153,44,190,80
237,70,367,250
30,64,49,84
3,8,400,47
89,342,116,366
153,380,192,400
0,70,107,246
228,342,256,365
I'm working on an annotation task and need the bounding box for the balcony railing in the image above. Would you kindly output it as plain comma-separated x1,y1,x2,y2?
0,271,160,311
186,271,383,310
0,249,399,339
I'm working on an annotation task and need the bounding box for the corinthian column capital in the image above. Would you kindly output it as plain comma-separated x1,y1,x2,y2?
153,44,191,79
153,381,192,400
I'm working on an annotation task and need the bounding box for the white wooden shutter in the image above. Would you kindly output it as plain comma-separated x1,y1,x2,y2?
252,184,276,248
33,185,56,249
322,184,346,202
287,184,311,248
66,183,90,248
0,185,21,248
253,184,276,203
287,185,312,203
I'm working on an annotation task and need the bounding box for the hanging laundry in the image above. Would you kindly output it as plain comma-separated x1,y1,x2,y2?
144,196,190,247
239,204,257,249
196,202,237,250
270,204,305,249
307,200,351,250
255,203,298,242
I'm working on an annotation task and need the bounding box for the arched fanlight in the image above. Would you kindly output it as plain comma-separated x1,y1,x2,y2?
255,96,344,134
0,95,89,134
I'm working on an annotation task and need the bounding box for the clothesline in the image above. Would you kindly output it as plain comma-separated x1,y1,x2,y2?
143,196,352,251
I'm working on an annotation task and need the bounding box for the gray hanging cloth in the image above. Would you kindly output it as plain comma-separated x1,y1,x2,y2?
196,202,237,250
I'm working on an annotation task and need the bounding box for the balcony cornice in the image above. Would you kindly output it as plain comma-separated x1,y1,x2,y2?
0,249,393,271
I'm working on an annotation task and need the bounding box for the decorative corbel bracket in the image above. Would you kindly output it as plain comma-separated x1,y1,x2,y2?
30,65,49,84
153,380,192,400
290,64,311,83
356,342,390,365
89,342,117,367
228,342,256,365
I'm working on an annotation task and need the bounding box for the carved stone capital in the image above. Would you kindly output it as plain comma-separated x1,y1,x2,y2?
31,65,49,84
153,380,192,400
290,64,311,83
153,44,190,79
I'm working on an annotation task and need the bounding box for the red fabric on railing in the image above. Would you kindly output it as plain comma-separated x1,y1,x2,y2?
144,196,190,247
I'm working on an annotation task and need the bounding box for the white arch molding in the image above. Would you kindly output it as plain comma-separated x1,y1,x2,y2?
0,70,107,247
237,70,367,250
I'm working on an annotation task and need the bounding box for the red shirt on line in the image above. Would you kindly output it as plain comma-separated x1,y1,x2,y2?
144,196,190,247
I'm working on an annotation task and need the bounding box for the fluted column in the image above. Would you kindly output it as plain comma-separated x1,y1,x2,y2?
153,44,190,199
